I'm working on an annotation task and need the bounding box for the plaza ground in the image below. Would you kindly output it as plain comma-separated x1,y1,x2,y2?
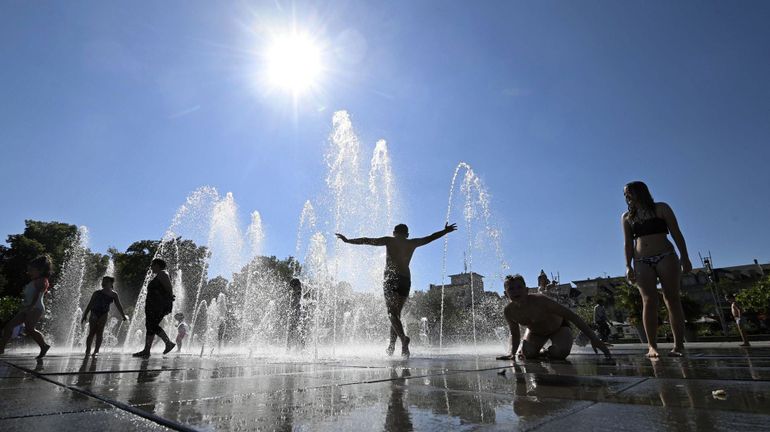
1,342,769,431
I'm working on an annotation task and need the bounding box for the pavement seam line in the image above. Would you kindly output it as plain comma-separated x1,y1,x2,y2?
0,407,108,421
1,360,198,432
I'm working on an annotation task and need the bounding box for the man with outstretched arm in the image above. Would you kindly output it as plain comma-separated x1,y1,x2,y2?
497,274,611,361
336,222,457,358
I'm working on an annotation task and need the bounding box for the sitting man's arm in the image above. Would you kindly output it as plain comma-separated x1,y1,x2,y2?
413,223,458,247
497,309,521,360
335,233,389,246
544,299,611,358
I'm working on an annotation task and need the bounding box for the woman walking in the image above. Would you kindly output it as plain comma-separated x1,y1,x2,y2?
132,258,176,358
622,181,692,357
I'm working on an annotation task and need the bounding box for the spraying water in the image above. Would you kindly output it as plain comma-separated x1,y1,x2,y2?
439,163,509,350
48,226,89,349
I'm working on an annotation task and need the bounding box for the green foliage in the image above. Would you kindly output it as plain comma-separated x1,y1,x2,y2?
0,296,22,322
614,282,643,324
614,281,702,327
110,240,160,308
680,294,703,324
411,287,465,343
736,275,770,313
575,303,595,326
1,220,78,296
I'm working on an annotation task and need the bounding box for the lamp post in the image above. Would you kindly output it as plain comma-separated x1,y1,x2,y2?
701,253,728,336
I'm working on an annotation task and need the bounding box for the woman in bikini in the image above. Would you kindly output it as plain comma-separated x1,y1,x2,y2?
622,181,692,357
81,276,128,357
0,255,53,358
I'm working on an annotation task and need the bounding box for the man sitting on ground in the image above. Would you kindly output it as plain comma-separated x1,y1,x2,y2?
497,274,611,360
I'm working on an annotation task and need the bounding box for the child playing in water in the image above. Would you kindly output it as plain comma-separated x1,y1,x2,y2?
286,278,306,350
497,274,611,360
174,313,188,352
0,255,53,358
81,276,128,357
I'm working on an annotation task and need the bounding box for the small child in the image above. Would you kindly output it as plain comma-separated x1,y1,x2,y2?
286,278,306,350
497,274,611,360
81,276,128,357
726,294,751,347
174,313,189,352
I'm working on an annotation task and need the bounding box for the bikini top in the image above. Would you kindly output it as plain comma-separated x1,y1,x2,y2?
631,217,669,239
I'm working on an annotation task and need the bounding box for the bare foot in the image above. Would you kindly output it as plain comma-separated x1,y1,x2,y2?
668,347,684,357
645,347,660,358
401,336,410,359
385,344,395,357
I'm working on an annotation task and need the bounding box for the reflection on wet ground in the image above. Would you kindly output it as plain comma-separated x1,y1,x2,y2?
2,343,770,431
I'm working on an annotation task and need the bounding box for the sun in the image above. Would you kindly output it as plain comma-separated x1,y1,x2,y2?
265,32,323,94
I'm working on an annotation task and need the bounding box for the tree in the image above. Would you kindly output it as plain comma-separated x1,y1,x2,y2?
736,275,770,314
411,288,464,344
0,220,78,296
110,240,160,308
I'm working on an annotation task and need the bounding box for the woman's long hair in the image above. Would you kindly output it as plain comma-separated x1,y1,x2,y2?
625,181,656,222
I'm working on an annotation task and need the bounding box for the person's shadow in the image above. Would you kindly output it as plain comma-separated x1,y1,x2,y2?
384,368,413,432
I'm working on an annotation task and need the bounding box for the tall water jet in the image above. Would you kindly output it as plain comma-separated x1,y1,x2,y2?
237,211,265,344
206,192,244,280
126,186,220,352
368,139,395,227
48,226,89,349
304,232,329,359
295,201,317,262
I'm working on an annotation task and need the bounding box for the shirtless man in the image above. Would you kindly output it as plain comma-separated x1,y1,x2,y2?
497,274,611,360
336,222,457,358
726,293,751,347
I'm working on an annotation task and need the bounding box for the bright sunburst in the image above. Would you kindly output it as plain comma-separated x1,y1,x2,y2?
265,32,323,94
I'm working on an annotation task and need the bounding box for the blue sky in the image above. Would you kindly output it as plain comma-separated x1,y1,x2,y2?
2,1,769,293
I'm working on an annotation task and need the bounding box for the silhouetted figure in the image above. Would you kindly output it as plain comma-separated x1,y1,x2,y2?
81,276,128,357
622,181,691,358
0,255,53,358
133,258,176,358
537,270,549,294
593,299,611,343
287,278,305,350
497,274,610,361
174,313,188,352
336,222,457,358
726,293,751,347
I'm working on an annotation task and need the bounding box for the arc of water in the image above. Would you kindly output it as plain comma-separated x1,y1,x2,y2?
124,186,220,352
439,162,509,350
439,163,469,349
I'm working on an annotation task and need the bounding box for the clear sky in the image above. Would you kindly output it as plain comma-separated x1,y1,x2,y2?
2,1,769,293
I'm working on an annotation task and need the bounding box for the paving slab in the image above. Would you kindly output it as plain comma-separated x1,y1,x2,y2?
2,343,769,431
533,401,770,432
0,408,174,431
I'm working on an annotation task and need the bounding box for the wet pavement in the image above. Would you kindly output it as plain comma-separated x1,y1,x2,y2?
1,342,769,431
